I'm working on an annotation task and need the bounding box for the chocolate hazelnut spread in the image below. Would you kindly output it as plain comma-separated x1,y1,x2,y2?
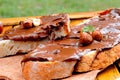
69,9,120,50
52,39,79,46
23,43,82,62
3,14,70,41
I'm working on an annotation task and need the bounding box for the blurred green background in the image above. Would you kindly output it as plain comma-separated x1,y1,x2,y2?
0,0,120,18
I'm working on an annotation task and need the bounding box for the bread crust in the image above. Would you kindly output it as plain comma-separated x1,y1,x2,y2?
75,44,120,72
22,61,76,80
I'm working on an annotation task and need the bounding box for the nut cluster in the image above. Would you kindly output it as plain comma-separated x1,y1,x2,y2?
0,22,3,34
79,30,103,46
20,18,42,29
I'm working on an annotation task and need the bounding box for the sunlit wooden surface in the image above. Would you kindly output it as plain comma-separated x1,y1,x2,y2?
0,11,120,80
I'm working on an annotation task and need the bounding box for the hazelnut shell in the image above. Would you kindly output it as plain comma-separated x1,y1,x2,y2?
92,30,103,41
23,19,33,29
79,32,93,46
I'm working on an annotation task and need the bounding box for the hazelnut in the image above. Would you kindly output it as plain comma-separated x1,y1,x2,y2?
79,32,93,46
92,30,103,41
23,19,33,29
0,22,3,34
33,18,41,27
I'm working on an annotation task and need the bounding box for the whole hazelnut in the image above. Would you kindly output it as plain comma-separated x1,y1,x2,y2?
92,30,103,41
23,19,33,29
79,32,93,46
0,22,3,34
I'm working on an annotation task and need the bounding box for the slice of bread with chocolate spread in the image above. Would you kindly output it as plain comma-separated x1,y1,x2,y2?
0,14,70,57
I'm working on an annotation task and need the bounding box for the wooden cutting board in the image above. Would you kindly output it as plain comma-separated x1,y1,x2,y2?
0,11,120,80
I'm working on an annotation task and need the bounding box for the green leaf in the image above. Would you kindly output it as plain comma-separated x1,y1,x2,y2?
82,25,95,32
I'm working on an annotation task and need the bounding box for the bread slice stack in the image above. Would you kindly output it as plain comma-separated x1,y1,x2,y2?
22,8,120,80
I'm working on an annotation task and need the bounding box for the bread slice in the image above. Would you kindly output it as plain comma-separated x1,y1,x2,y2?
22,43,81,80
0,40,46,57
22,61,76,80
74,8,120,72
4,14,70,41
75,43,120,72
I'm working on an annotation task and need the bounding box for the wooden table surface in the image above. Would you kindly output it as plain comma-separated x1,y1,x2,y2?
0,11,120,80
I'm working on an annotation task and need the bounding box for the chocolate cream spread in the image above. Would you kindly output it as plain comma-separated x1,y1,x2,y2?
69,9,120,50
3,14,69,41
52,39,79,46
22,43,82,62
